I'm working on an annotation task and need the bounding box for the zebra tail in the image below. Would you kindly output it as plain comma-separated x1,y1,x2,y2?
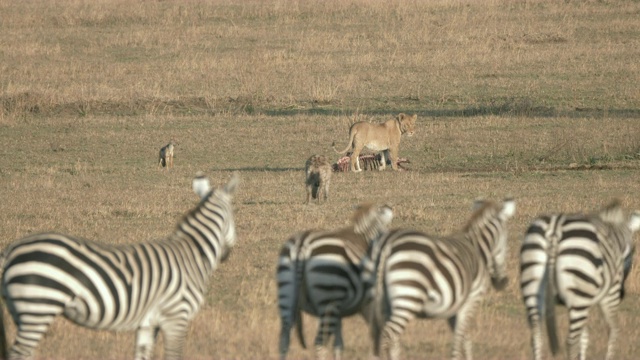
371,240,392,356
0,299,7,359
544,235,560,356
295,305,306,349
294,256,307,349
0,250,7,360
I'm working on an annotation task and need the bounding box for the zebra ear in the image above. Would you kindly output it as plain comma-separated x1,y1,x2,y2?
224,172,240,195
629,211,640,232
379,204,394,226
501,198,516,219
472,198,485,211
192,172,211,199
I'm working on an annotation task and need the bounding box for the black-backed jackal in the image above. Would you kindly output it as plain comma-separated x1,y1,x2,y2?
158,141,175,169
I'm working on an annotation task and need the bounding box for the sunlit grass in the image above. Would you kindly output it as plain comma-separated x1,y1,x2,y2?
0,0,639,358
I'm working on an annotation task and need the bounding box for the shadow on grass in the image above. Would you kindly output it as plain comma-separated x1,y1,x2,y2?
217,167,303,172
2,92,639,119
264,102,640,119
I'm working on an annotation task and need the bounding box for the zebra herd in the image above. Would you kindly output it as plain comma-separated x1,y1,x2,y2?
0,173,638,360
278,198,640,360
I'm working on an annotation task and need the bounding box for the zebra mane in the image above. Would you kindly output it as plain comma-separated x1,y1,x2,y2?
351,203,377,232
463,200,500,232
350,203,392,241
173,174,239,242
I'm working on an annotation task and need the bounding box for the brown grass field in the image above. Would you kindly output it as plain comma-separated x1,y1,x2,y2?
1,0,639,359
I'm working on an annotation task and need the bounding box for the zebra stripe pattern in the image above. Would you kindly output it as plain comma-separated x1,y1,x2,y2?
0,173,239,360
370,198,515,360
277,203,393,360
520,200,640,360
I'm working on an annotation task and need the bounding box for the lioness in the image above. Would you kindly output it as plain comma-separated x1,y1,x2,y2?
333,113,417,172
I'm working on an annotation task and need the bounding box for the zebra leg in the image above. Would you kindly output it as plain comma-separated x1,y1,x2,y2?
9,316,58,359
333,319,344,360
386,330,401,360
566,306,590,360
6,297,68,360
380,320,404,360
448,299,479,360
524,304,544,360
599,296,621,360
313,320,331,360
314,307,339,360
580,327,589,360
134,326,159,360
160,320,190,360
379,305,416,360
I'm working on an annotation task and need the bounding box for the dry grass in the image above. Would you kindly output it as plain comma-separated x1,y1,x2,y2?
0,0,639,359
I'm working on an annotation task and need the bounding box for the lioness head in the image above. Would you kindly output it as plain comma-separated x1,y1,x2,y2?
397,113,417,137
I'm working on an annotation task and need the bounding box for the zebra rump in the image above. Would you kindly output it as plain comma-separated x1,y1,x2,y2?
277,203,393,360
520,200,640,360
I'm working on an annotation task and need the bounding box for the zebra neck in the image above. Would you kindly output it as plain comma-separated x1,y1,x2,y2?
169,231,217,274
359,227,385,246
457,230,488,270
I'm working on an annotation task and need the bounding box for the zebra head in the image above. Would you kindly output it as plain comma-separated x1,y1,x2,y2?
630,211,640,231
352,203,394,243
596,201,640,277
192,172,240,262
192,171,211,198
469,198,516,291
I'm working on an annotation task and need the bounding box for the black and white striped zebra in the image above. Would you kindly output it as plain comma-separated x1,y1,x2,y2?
520,200,640,360
369,198,516,360
277,203,393,360
0,172,239,360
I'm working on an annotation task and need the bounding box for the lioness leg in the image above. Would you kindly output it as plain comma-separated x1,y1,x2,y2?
350,146,364,172
388,148,399,171
378,151,387,171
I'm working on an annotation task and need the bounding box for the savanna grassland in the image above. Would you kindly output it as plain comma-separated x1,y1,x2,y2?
1,0,639,359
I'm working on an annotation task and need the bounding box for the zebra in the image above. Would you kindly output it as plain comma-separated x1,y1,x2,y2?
332,152,410,173
369,198,516,360
519,200,640,360
277,203,394,360
0,172,239,360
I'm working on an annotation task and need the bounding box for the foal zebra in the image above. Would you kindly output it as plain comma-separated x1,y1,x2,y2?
520,200,640,360
0,173,239,360
369,198,516,360
277,203,393,360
